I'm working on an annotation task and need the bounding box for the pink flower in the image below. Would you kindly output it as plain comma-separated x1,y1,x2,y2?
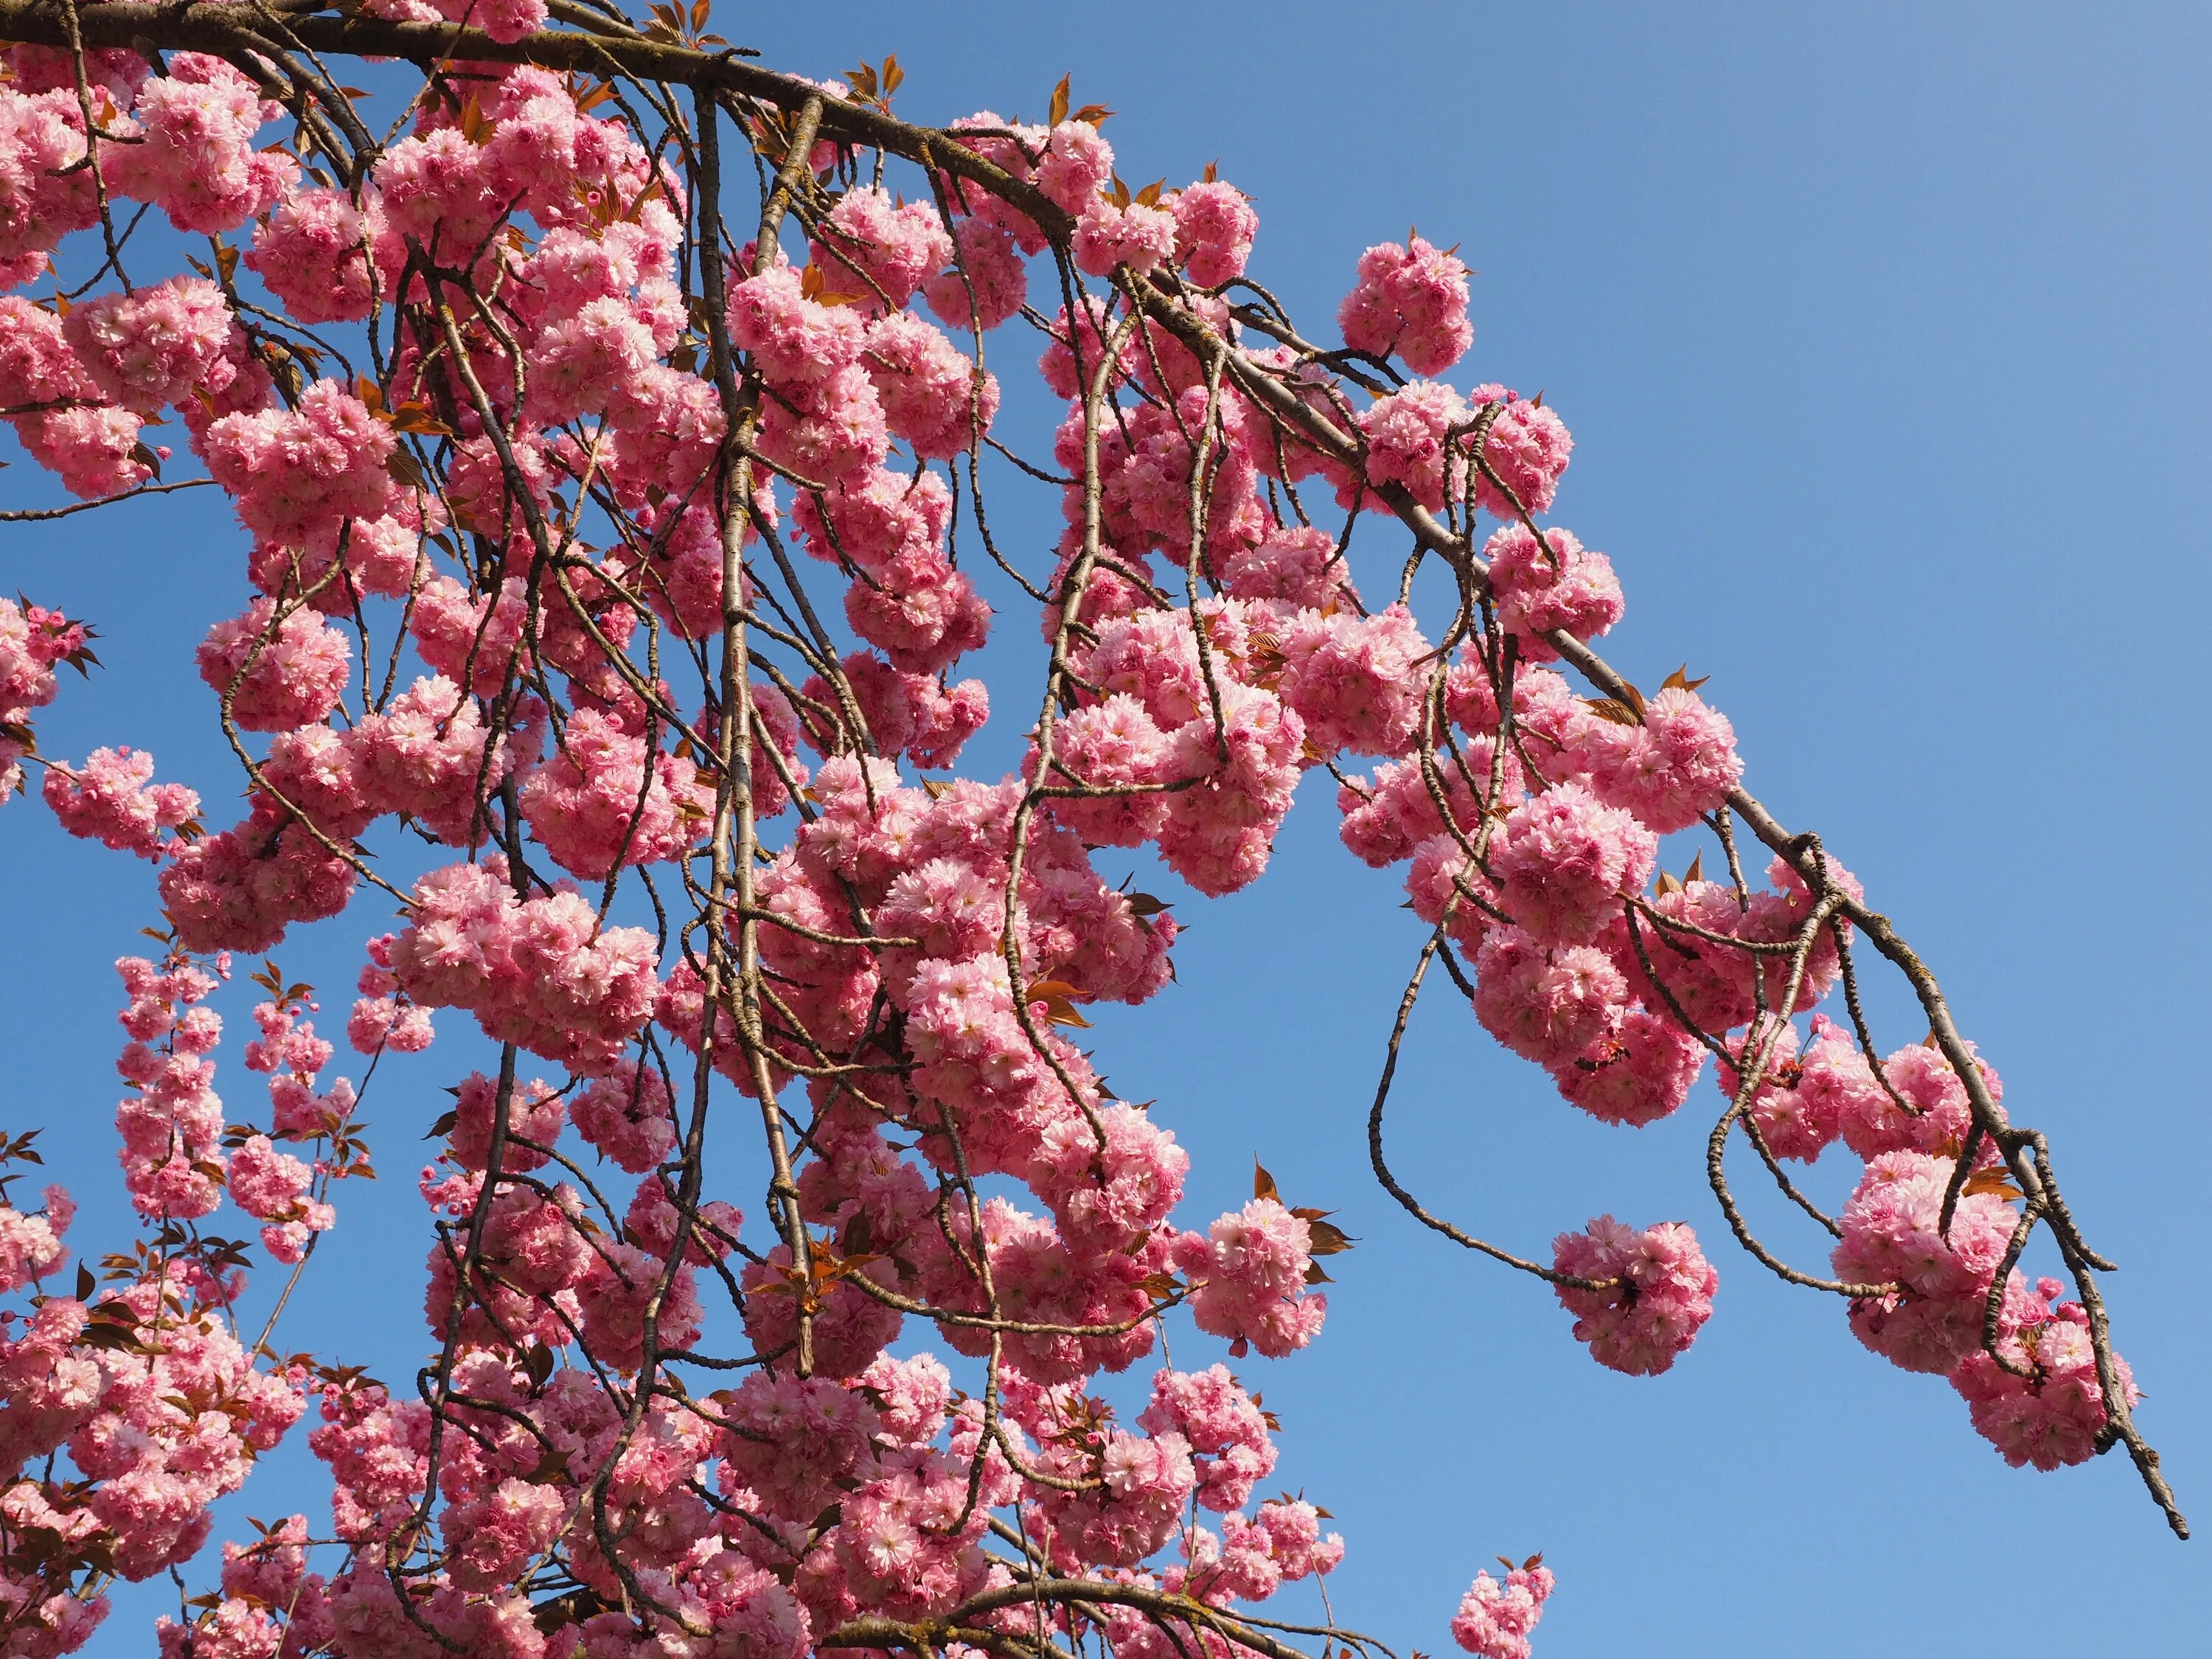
810,185,953,312
106,55,294,235
1840,1037,2006,1161
1034,1422,1197,1569
1040,694,1171,846
1491,782,1658,947
921,215,1029,332
1552,1004,1705,1127
717,1373,880,1522
0,88,102,282
758,358,894,486
1355,380,1468,511
444,1071,565,1173
1552,1216,1717,1375
1338,236,1474,375
1731,1015,1872,1163
1474,926,1629,1068
1218,524,1360,611
1952,1279,2136,1470
0,1189,69,1293
1270,603,1430,758
863,308,1001,458
1832,1150,2020,1375
727,263,868,389
42,746,198,858
1451,1562,1556,1659
1034,121,1116,213
577,1239,700,1371
1173,179,1259,287
347,675,511,844
1073,198,1180,278
0,294,94,410
1484,524,1624,661
246,186,380,323
1571,683,1742,832
11,403,153,498
159,797,358,953
1030,1103,1190,1257
1172,1197,1328,1359
1158,681,1307,897
1138,1365,1277,1512
518,707,709,880
61,277,240,415
390,862,659,1071
201,380,395,546
196,600,351,733
1464,383,1573,518
568,1061,676,1174
226,1134,317,1223
524,293,658,422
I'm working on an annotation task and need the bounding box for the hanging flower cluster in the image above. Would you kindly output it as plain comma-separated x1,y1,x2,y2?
0,23,2175,1659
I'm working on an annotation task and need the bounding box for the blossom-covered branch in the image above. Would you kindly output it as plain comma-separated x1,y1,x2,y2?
0,4,2184,1658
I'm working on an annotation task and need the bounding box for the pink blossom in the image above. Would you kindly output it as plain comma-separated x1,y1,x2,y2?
810,186,954,312
1354,381,1467,511
1338,236,1474,375
42,746,198,858
920,214,1030,332
1832,1150,2020,1375
1551,1216,1717,1375
12,403,153,499
1173,180,1259,288
525,293,658,423
728,263,869,388
1218,525,1359,611
1490,782,1658,947
1043,694,1172,846
863,308,1001,458
0,1189,69,1293
61,278,240,416
1553,1004,1706,1127
105,55,294,235
445,1071,565,1173
246,186,380,323
1484,524,1624,661
519,707,709,879
1034,122,1116,212
1138,1366,1277,1512
1840,1038,2006,1161
1172,1198,1329,1359
1450,1563,1556,1659
0,88,101,283
195,600,352,732
349,674,511,844
1474,926,1629,1068
1269,603,1429,757
1952,1279,2135,1470
1464,384,1573,519
159,798,358,953
1570,684,1742,832
1074,198,1180,277
201,380,395,545
390,861,660,1071
568,1061,676,1173
0,295,93,410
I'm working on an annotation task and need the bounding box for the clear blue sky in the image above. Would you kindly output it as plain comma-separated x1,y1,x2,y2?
4,2,2206,1652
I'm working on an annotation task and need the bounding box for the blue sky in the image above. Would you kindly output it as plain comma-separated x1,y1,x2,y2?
4,2,2206,1652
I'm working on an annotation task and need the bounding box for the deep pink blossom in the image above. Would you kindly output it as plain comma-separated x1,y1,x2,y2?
1551,1217,1717,1375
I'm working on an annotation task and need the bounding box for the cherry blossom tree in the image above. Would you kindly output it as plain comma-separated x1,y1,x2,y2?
0,4,2186,1656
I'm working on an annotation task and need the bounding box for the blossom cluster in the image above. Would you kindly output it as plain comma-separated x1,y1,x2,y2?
0,942,376,1652
0,32,2152,1659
